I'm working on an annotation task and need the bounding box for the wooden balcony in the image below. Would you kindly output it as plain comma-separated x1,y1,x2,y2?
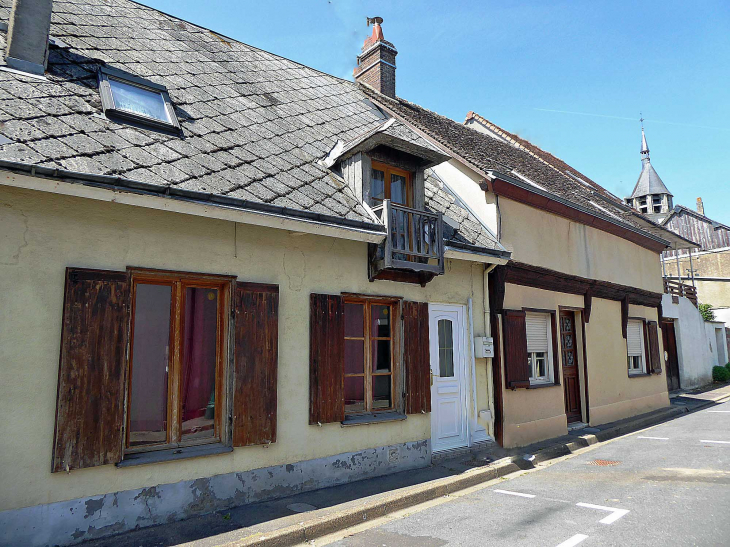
369,199,445,285
663,278,698,307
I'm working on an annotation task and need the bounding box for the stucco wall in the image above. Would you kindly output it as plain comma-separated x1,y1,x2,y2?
0,185,490,513
661,294,723,389
498,198,664,293
499,284,669,447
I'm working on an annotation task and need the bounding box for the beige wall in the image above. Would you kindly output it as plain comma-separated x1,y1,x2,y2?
498,198,664,293
0,185,490,512
663,249,730,307
498,284,669,448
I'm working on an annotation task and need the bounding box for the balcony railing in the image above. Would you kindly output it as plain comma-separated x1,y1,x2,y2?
663,278,698,307
370,199,445,278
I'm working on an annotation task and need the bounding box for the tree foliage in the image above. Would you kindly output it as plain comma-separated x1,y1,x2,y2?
699,303,715,322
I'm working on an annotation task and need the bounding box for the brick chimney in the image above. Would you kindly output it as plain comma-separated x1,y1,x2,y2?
697,197,705,216
353,17,397,98
5,0,53,75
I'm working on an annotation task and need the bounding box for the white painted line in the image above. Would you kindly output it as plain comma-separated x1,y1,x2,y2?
708,410,730,413
637,436,669,440
555,534,589,547
700,439,730,444
577,502,630,524
493,489,536,498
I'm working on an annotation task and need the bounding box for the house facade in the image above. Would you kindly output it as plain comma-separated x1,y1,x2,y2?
0,1,695,546
361,98,694,447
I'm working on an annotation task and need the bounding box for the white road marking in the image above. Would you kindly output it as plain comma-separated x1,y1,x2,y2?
708,410,730,413
700,439,730,444
637,436,669,440
493,489,536,498
576,502,630,524
555,534,589,547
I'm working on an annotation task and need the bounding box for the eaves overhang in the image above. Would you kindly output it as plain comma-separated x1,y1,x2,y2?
322,118,451,170
486,169,675,252
0,160,388,243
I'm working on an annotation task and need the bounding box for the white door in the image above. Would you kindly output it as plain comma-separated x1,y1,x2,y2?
429,304,469,453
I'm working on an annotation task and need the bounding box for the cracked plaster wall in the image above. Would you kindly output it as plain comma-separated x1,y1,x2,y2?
0,185,487,523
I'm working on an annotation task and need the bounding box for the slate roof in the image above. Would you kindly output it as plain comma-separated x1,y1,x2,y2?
630,160,672,199
0,0,504,255
360,86,694,248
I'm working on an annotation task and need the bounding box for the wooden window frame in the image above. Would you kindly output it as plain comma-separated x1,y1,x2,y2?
370,160,413,208
343,295,402,415
125,268,232,454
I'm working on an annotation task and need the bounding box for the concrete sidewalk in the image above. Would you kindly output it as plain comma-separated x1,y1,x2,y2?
85,384,730,547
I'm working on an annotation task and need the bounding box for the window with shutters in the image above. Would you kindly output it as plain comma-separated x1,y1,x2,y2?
627,319,645,375
525,312,553,385
126,271,229,453
343,297,398,414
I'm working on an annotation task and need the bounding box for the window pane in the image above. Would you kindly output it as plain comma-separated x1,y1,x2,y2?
372,339,391,372
391,174,407,205
371,169,385,202
372,375,392,409
535,353,546,377
345,376,365,412
345,339,365,374
181,288,219,442
371,305,391,338
109,78,170,122
129,284,172,447
344,303,364,338
438,319,454,377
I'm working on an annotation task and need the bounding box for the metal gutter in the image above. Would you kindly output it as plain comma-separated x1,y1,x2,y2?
445,240,511,259
0,159,387,235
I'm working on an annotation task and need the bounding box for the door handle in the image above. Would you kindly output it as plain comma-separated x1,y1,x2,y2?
430,372,437,386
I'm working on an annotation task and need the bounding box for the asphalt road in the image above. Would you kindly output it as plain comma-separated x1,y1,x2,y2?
325,401,730,547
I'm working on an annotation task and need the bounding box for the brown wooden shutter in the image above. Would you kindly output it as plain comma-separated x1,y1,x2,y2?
52,268,130,473
646,321,662,374
309,293,345,424
404,301,431,414
232,282,279,446
502,309,530,389
621,295,629,339
550,311,560,386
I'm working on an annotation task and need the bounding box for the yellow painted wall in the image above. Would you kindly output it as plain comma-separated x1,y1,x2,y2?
0,185,489,512
498,197,664,293
499,284,669,448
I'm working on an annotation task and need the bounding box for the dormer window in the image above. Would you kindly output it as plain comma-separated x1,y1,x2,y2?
98,67,180,132
371,162,412,208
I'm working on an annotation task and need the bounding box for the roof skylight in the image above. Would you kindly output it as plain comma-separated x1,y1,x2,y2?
98,67,180,132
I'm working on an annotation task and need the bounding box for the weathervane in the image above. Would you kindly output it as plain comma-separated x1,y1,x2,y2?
640,112,644,129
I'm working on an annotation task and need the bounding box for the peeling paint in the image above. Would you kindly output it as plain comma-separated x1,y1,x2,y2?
0,439,430,547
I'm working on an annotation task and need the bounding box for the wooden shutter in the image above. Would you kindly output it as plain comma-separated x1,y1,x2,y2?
550,311,560,385
232,282,279,446
502,309,530,389
404,301,430,414
52,268,130,473
646,321,662,374
309,293,345,424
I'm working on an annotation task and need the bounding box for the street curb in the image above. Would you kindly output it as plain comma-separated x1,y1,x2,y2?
219,396,728,547
220,460,521,546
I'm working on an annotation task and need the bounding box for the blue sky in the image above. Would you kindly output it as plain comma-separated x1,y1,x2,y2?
142,0,730,224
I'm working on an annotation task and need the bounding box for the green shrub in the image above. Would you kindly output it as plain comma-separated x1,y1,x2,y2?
726,362,730,372
699,304,716,322
713,366,730,383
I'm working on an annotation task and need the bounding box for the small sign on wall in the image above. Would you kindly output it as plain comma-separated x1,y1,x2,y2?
475,337,494,358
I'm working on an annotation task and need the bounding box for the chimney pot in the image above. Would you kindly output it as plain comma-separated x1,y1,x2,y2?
696,197,704,216
5,0,53,75
353,16,397,98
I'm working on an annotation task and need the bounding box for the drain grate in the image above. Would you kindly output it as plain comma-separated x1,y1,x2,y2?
588,459,621,467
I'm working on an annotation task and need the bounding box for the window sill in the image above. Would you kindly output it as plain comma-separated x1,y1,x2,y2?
117,443,232,468
527,381,560,389
341,411,407,427
628,371,651,378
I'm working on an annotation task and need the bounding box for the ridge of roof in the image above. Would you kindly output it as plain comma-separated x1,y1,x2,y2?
359,85,682,248
464,111,621,202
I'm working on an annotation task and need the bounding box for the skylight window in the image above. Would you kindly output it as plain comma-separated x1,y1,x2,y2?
98,67,180,132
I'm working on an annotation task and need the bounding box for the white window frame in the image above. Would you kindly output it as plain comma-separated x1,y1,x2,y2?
525,312,554,386
627,319,646,376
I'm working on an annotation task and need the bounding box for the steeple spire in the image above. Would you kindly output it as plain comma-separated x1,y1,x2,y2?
640,115,650,164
